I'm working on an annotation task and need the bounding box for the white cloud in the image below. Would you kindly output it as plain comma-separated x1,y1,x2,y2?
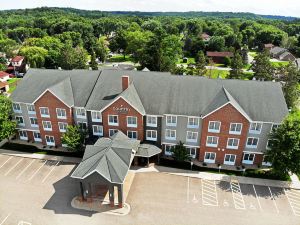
1,0,300,17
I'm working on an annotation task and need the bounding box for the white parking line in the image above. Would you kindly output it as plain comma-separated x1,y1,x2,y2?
284,189,300,216
187,176,190,203
230,181,245,210
4,158,23,176
201,179,218,206
28,160,47,181
268,187,279,214
252,185,262,211
16,159,35,180
0,156,13,169
42,161,60,183
0,213,11,225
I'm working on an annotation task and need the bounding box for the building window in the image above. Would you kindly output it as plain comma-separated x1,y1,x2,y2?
186,147,197,159
91,111,102,122
204,152,216,163
229,123,242,135
165,129,176,140
224,154,236,165
127,130,137,139
92,125,103,136
29,117,38,127
40,107,50,118
108,115,118,126
16,116,24,126
146,116,157,127
206,136,218,147
75,108,86,118
262,155,272,166
13,103,21,113
109,129,118,137
27,104,35,114
186,131,198,143
242,153,255,164
77,121,87,131
58,122,68,132
208,121,221,133
42,121,52,131
19,130,28,140
127,116,137,128
271,124,280,132
45,135,55,146
246,137,259,148
56,108,67,119
165,145,175,156
33,131,41,142
187,117,199,128
166,115,177,127
227,138,239,149
249,122,262,134
146,130,157,141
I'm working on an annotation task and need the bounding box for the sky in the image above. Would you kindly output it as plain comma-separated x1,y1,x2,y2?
1,0,300,17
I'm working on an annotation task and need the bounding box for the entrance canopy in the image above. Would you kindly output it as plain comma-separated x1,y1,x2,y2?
71,132,139,184
136,144,162,158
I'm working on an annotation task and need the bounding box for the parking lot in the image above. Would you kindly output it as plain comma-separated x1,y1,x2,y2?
0,153,300,225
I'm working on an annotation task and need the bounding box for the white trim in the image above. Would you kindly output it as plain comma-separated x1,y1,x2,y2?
242,153,255,165
45,135,55,146
229,123,243,135
146,115,157,127
92,125,103,136
243,151,263,154
75,107,86,119
226,138,240,150
42,121,52,131
91,111,102,122
26,104,36,114
56,108,67,119
29,117,39,128
204,152,216,163
39,107,50,118
187,116,200,129
183,144,199,148
108,115,119,126
99,96,145,116
249,122,263,134
33,131,42,142
166,115,177,127
206,136,219,148
127,116,137,128
165,129,176,140
161,142,177,146
146,130,157,141
246,137,259,149
18,130,28,140
208,121,221,133
186,131,198,143
58,122,68,133
15,128,40,132
32,89,73,108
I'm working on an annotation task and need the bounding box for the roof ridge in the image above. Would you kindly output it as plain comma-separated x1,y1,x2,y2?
83,70,103,107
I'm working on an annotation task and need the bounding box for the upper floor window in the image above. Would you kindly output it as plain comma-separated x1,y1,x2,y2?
187,117,199,128
16,116,24,126
108,115,118,126
91,111,102,122
246,137,259,148
13,103,21,113
76,108,86,118
27,104,35,114
77,121,87,131
56,108,67,119
227,138,240,149
40,107,49,118
249,122,262,134
146,116,157,127
146,130,157,141
271,124,280,132
29,117,38,127
92,125,103,136
206,136,218,147
127,130,138,139
208,121,221,133
186,131,198,143
165,129,176,140
127,116,137,128
42,121,52,131
58,122,68,132
166,115,177,127
229,123,243,135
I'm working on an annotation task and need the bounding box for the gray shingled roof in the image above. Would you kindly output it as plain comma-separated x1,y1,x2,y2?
136,144,162,157
71,131,139,184
270,47,287,55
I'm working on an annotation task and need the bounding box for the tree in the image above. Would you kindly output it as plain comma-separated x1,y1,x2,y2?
0,96,16,141
109,30,128,58
58,45,88,70
171,141,190,161
207,36,225,52
194,51,207,76
266,111,300,177
90,52,98,70
229,51,244,79
94,36,109,62
61,125,85,151
19,46,48,68
252,51,274,81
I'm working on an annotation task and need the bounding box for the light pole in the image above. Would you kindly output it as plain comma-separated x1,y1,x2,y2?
190,161,194,171
218,165,221,173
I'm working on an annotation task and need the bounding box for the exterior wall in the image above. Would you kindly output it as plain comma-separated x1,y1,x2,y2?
14,102,40,131
102,98,144,140
143,116,162,146
73,108,88,126
34,91,73,146
87,110,103,140
244,122,272,154
199,103,250,166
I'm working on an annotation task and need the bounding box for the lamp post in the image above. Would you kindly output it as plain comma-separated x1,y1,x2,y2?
218,165,221,173
242,168,246,176
190,161,194,171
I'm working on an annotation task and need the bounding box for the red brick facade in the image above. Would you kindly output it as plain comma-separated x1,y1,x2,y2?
199,103,250,166
34,91,73,146
102,97,144,141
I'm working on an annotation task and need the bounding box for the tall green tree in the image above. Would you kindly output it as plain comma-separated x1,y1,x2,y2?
19,46,48,68
252,51,274,81
207,36,225,52
229,51,244,79
58,45,88,70
194,50,207,76
90,52,98,70
61,125,85,151
0,96,16,141
266,111,300,177
171,141,190,161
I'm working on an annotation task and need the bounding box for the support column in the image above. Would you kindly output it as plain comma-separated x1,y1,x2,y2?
147,157,149,167
118,184,123,208
134,156,138,166
109,185,114,207
80,181,85,201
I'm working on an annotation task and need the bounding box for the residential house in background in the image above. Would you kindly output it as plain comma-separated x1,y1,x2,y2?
11,69,288,167
206,51,234,64
0,81,9,94
7,56,28,75
270,46,296,62
264,43,274,51
0,71,10,82
201,33,211,42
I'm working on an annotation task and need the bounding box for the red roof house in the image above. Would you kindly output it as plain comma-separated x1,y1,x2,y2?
206,51,234,63
0,71,10,82
201,33,211,41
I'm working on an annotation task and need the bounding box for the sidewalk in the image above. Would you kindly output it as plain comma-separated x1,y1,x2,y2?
131,165,300,190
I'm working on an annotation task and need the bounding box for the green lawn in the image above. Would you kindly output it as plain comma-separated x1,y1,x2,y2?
271,61,290,68
7,78,21,93
177,57,195,65
107,54,134,63
249,51,258,57
205,69,229,79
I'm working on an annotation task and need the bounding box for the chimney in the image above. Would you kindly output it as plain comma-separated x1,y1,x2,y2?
122,76,129,91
